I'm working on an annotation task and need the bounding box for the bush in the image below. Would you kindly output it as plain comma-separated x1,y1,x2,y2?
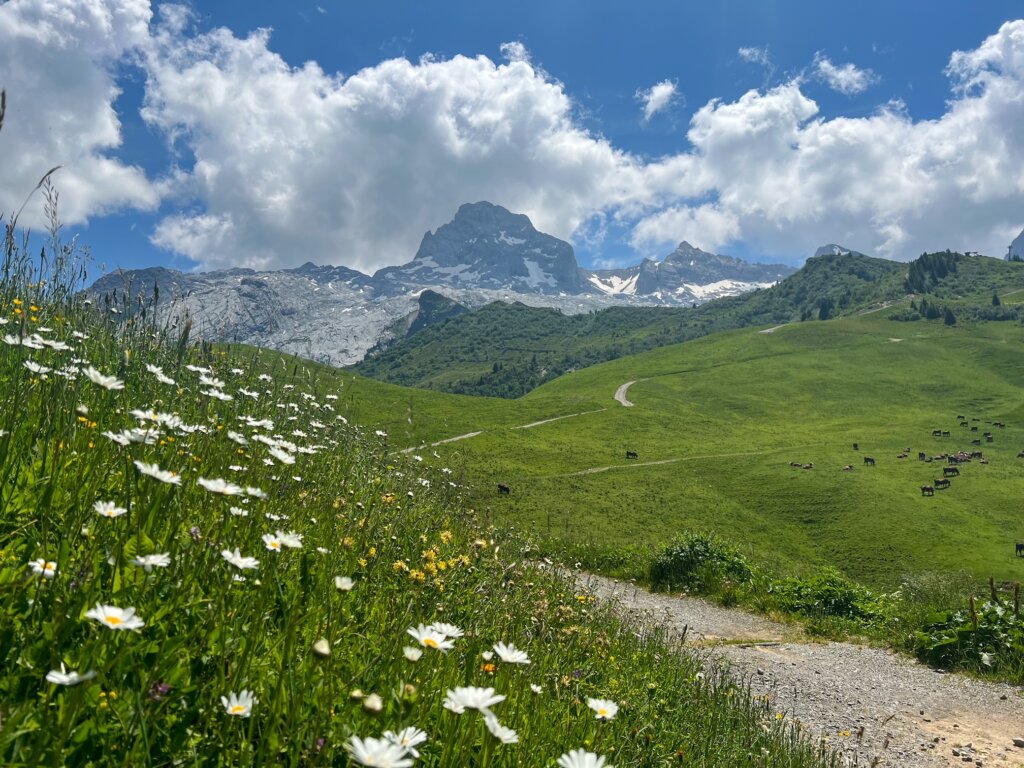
914,599,1024,679
770,567,890,622
649,532,752,591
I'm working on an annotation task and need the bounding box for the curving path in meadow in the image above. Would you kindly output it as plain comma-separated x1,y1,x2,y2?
577,572,1024,768
614,380,638,407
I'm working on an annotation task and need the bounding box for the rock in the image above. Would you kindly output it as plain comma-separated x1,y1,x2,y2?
1012,737,1024,748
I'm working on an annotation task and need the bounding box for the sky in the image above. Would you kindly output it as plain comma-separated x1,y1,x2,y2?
1,0,1024,280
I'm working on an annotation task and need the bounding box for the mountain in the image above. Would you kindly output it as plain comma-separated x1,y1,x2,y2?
85,201,796,365
1008,228,1024,261
586,241,794,301
812,243,868,258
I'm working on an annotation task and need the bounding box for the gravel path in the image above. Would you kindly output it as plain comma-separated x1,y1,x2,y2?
614,380,638,407
577,572,1024,768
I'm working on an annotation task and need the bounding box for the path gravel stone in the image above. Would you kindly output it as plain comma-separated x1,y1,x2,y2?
577,572,1024,768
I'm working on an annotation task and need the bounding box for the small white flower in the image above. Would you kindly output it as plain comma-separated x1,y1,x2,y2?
493,641,530,665
85,604,145,631
558,749,611,768
981,651,994,667
403,646,423,662
94,500,128,518
245,486,268,499
131,553,171,572
203,388,233,401
267,446,296,465
407,624,454,652
84,366,124,390
384,726,427,758
481,651,494,661
442,686,505,714
199,373,225,389
362,693,383,712
23,360,51,375
587,697,619,720
221,689,255,717
484,712,518,744
29,558,57,579
221,548,259,570
429,622,464,639
45,663,96,686
345,736,413,768
197,477,245,496
262,533,283,552
277,531,303,548
312,638,331,657
133,460,181,485
530,683,543,694
226,430,249,445
229,506,249,517
335,576,355,591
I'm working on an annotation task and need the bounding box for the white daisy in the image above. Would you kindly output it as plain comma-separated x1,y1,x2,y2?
587,697,619,720
229,506,249,517
493,641,530,665
484,712,518,744
335,576,354,591
84,604,145,631
345,736,413,768
29,558,57,579
45,663,96,686
262,533,283,552
221,689,255,717
133,461,181,485
197,477,245,496
383,727,427,758
407,624,454,652
442,686,505,714
403,646,423,662
84,366,124,390
267,446,296,465
203,388,232,401
131,553,171,572
558,749,611,768
94,500,128,518
221,548,259,570
429,622,464,639
277,531,303,548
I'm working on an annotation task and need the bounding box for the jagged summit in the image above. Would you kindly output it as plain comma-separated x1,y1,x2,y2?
812,244,868,259
1008,228,1024,260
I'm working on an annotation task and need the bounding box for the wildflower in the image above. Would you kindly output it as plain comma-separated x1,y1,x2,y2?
221,689,255,717
94,500,128,518
442,686,505,714
384,727,427,758
267,446,296,465
493,641,530,665
85,604,145,631
45,663,96,686
363,693,383,712
132,553,171,572
221,548,259,570
226,430,249,445
429,622,464,639
148,681,171,701
278,531,303,548
84,366,124,390
245,486,268,499
29,559,57,579
262,533,283,552
24,360,51,376
229,506,249,517
197,477,244,496
530,684,543,694
146,364,176,385
133,460,181,485
403,646,423,662
312,638,331,657
407,624,454,652
198,373,225,389
558,749,612,768
335,575,354,591
587,698,619,720
345,736,413,768
484,712,518,744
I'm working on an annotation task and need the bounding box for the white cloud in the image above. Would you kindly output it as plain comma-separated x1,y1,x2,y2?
738,46,771,67
813,53,878,95
636,79,679,122
0,0,160,225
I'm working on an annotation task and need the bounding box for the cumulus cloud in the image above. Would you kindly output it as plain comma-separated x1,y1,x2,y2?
738,46,771,67
636,79,679,122
0,0,160,225
813,53,878,95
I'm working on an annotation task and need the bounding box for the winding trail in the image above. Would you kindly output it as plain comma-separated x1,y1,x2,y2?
577,572,1024,768
614,380,638,407
514,409,606,430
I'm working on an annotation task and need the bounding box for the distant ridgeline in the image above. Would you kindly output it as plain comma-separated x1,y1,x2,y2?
353,250,1024,399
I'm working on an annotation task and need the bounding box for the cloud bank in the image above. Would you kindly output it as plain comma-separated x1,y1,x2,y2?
2,2,1023,271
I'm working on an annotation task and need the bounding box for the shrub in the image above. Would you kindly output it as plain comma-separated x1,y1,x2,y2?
649,532,752,591
914,599,1024,678
769,567,890,622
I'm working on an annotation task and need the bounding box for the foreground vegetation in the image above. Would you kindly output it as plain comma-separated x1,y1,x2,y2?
0,230,841,764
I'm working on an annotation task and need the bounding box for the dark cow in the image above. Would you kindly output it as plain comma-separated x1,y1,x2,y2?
971,439,982,446
918,452,927,461
986,435,994,443
852,443,859,451
995,421,1006,428
971,426,979,432
956,414,966,420
960,422,969,428
790,461,802,468
863,456,876,466
625,450,639,459
897,453,908,459
920,485,934,496
970,450,984,459
943,466,960,477
1017,542,1024,557
497,483,511,495
934,478,951,489
942,431,951,437
931,429,943,437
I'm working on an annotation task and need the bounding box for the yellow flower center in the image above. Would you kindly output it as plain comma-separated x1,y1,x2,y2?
106,616,123,626
230,704,246,714
598,708,608,716
422,637,438,649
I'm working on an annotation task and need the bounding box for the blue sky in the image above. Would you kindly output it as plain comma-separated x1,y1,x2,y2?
2,0,1024,279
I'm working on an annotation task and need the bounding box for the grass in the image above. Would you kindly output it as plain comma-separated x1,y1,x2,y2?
0,227,843,765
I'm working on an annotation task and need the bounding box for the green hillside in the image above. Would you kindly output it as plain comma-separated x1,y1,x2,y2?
352,252,1024,400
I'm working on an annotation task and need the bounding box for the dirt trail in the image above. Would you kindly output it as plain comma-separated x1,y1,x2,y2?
614,380,638,406
514,409,606,430
577,572,1024,768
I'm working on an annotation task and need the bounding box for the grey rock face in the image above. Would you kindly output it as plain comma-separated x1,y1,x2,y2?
1008,229,1024,260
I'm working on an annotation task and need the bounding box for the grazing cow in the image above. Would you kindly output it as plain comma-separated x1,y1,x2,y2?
971,439,982,446
934,478,951,489
790,461,802,468
971,426,979,432
802,464,814,470
942,431,951,437
943,466,960,477
1016,542,1024,557
995,421,1006,428
921,485,934,496
497,483,511,495
625,450,639,459
931,429,943,437
970,450,983,459
918,451,927,461
897,453,908,459
863,456,876,466
960,422,969,428
1017,451,1024,459
842,465,853,471
986,435,994,443
980,458,989,465
852,443,859,450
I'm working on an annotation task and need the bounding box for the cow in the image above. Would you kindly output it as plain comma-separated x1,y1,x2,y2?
971,426,979,432
980,458,990,465
960,422,969,428
852,443,859,451
942,431,951,437
497,483,511,495
790,461,802,468
1017,542,1024,557
625,450,639,459
971,439,982,446
986,435,994,443
970,450,984,459
934,478,951,489
920,485,934,496
918,452,927,461
863,456,876,466
897,453,908,459
931,429,943,437
842,465,853,471
943,466,960,477
802,463,814,470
